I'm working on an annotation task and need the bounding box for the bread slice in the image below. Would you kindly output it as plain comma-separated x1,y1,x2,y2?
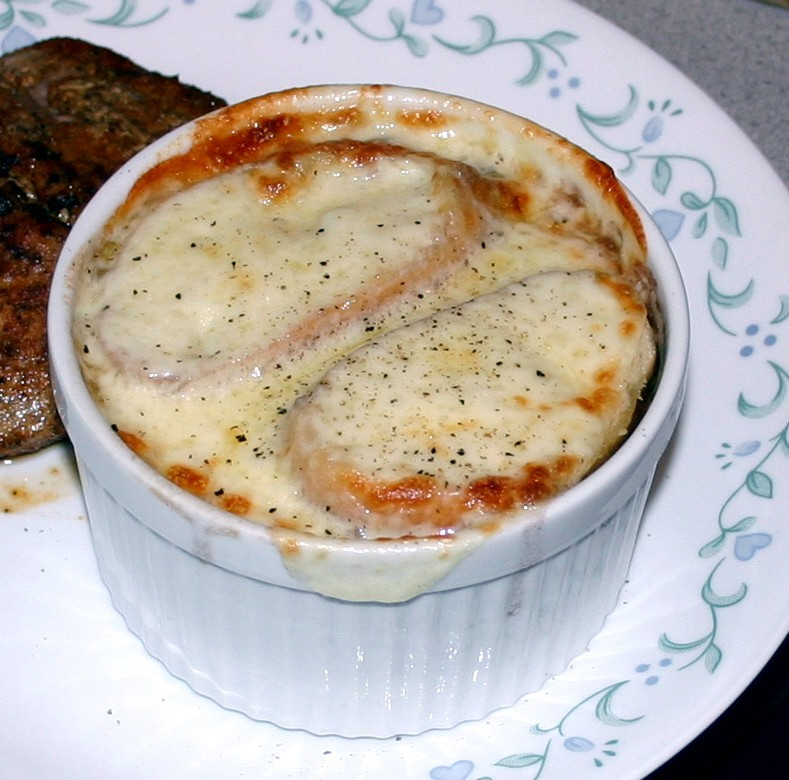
78,141,495,389
0,37,225,457
284,270,656,539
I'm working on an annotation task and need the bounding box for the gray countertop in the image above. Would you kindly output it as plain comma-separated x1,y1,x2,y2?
575,0,788,187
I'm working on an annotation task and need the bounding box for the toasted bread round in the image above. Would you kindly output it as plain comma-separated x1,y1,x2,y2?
285,270,655,538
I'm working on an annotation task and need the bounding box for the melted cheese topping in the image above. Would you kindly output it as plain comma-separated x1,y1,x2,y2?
85,147,491,387
285,271,654,539
73,88,657,599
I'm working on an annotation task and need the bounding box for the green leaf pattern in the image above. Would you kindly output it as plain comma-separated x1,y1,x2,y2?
1,3,785,778
574,84,785,724
0,0,168,30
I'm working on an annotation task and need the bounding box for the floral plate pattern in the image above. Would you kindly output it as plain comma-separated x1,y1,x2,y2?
1,2,787,778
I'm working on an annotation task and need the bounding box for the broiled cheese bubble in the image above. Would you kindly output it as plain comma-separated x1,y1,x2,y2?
285,270,655,539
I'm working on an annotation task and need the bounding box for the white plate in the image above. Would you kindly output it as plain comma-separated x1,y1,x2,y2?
2,2,787,777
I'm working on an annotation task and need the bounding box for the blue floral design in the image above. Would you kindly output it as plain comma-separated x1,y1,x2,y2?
410,0,443,26
291,0,321,41
546,67,580,99
716,438,762,470
740,323,779,358
1,3,784,776
429,760,475,780
634,658,672,685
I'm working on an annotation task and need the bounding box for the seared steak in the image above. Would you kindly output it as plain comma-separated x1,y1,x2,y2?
0,37,225,457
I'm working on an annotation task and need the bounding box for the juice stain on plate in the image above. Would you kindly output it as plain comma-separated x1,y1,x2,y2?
1,448,79,513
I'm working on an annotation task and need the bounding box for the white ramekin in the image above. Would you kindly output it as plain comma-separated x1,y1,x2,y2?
48,86,689,738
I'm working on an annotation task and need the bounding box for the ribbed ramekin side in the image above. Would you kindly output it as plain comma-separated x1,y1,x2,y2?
78,457,653,737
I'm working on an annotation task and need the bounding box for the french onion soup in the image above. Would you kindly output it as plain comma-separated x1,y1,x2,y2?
73,86,657,556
